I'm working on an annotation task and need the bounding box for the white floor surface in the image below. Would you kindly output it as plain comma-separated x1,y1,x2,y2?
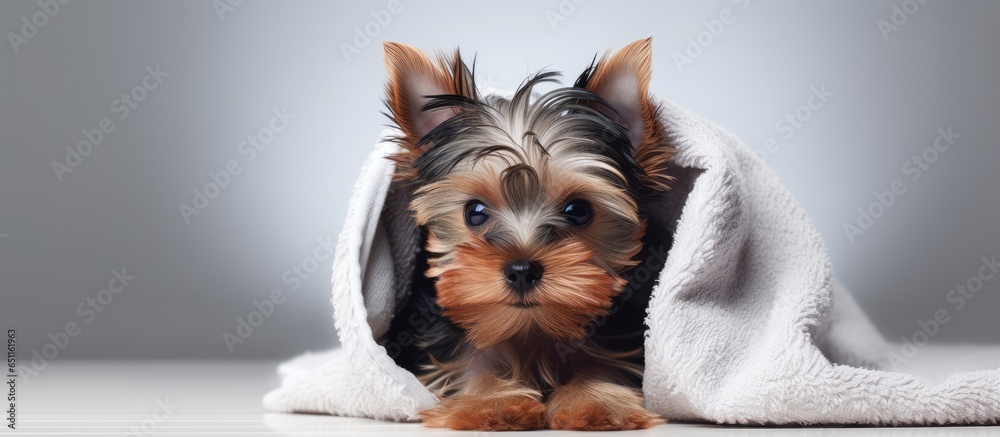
11,360,999,436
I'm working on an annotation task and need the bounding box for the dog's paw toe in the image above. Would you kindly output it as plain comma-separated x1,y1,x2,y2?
420,395,546,431
548,401,663,430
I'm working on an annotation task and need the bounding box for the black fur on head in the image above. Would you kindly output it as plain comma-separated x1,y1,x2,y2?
405,70,651,203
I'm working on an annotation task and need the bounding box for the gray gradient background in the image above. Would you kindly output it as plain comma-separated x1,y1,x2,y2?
1,0,998,360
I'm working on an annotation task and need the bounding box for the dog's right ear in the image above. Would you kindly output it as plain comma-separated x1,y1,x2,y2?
577,38,674,194
383,42,473,154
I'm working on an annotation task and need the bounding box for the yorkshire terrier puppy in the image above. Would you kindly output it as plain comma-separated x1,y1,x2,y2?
381,38,676,431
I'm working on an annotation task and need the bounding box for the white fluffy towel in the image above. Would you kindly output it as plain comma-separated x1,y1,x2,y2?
262,98,1000,425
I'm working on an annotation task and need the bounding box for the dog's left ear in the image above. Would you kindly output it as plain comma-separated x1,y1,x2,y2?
578,38,673,192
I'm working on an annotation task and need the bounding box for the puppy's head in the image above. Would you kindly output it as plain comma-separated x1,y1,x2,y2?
383,39,674,348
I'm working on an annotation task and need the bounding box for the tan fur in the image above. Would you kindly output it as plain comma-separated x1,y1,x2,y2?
547,369,664,430
431,238,624,347
420,374,546,430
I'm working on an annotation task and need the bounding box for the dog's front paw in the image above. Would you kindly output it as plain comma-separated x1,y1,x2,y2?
420,395,546,431
548,400,663,431
547,381,664,430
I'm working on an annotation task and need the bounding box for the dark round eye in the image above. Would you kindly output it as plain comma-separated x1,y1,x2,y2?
562,199,593,226
464,201,490,227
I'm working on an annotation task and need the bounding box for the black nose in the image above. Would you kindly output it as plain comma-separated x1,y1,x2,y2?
503,260,543,295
